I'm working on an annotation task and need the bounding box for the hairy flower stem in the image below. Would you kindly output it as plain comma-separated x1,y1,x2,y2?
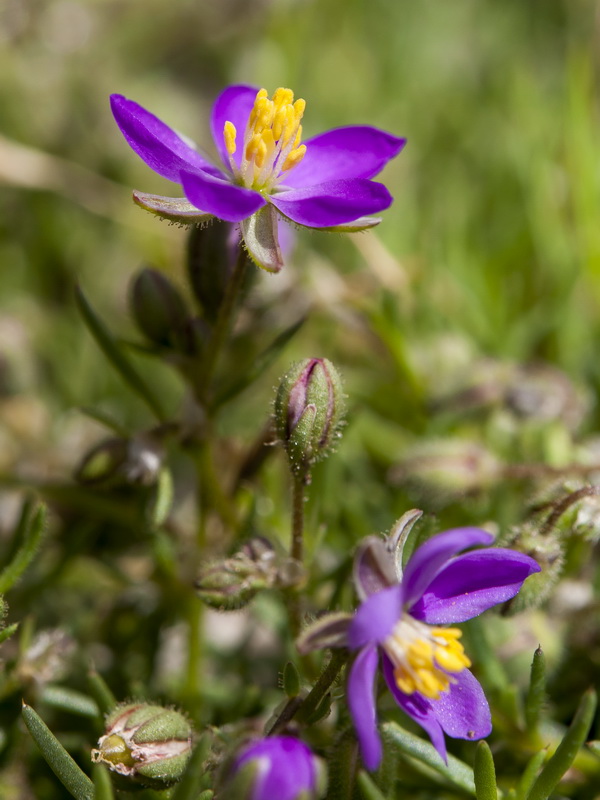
287,474,307,638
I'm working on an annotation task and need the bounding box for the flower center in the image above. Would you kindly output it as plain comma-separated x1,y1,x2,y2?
223,87,307,192
383,616,471,700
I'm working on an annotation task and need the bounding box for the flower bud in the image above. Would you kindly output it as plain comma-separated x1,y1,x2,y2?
186,222,250,323
274,359,345,477
220,737,326,800
91,703,193,789
75,435,164,487
195,537,304,610
130,268,189,347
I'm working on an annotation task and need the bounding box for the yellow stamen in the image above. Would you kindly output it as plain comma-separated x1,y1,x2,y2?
223,121,237,155
384,618,471,701
225,86,307,190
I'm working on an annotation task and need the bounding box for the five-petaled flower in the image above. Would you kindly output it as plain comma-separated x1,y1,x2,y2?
297,511,540,770
110,85,405,272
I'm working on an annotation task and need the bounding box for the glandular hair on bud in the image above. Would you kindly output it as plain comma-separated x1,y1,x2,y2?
274,359,345,477
91,702,193,789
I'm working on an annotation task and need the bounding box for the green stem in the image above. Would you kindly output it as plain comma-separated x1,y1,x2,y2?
290,474,306,564
200,245,248,406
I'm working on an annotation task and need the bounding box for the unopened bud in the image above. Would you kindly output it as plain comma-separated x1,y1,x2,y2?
389,439,501,507
186,222,250,323
501,525,564,614
195,537,304,610
274,359,345,477
91,703,193,789
130,268,189,347
220,737,326,800
75,435,163,487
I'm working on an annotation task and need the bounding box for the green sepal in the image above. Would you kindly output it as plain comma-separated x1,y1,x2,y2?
381,721,476,795
241,204,284,273
75,284,167,422
22,702,94,800
319,216,382,232
283,661,302,698
133,190,214,225
525,689,597,800
474,741,497,800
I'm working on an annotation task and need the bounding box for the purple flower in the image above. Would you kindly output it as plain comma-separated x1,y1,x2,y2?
225,736,324,800
297,513,540,771
110,85,405,272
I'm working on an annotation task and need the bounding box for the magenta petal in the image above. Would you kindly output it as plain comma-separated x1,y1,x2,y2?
403,528,495,610
271,179,392,227
210,84,258,171
430,669,492,742
381,655,447,762
180,170,265,223
110,94,220,183
411,549,541,624
348,585,403,649
283,126,406,188
348,645,382,771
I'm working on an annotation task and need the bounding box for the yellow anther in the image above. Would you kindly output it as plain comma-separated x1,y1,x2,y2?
293,125,303,149
273,87,294,107
282,145,306,172
435,647,471,672
223,121,237,155
293,98,306,119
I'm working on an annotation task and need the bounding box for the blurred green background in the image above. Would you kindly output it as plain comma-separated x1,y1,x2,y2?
2,1,600,797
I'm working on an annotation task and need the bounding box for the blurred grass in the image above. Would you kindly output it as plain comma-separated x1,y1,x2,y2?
1,0,600,796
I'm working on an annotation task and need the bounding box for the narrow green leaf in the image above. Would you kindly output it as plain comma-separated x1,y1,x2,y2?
75,284,166,422
474,741,497,800
515,750,546,800
525,647,546,733
22,702,94,800
213,317,305,408
41,685,100,718
0,503,46,594
86,668,116,717
0,622,19,645
78,406,129,437
526,689,597,800
171,734,211,800
357,770,387,800
381,721,476,795
92,763,114,800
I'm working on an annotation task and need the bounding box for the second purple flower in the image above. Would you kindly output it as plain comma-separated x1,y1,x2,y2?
298,514,540,771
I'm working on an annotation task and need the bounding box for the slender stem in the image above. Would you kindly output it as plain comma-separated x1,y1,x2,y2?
200,246,248,405
290,473,307,564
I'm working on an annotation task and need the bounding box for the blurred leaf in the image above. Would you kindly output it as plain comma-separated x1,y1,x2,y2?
515,751,546,800
0,502,46,594
41,685,100,718
0,622,18,645
86,668,116,718
474,741,497,800
75,284,167,422
22,702,94,800
381,722,475,795
526,689,597,800
92,763,114,800
357,770,387,800
213,317,305,408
